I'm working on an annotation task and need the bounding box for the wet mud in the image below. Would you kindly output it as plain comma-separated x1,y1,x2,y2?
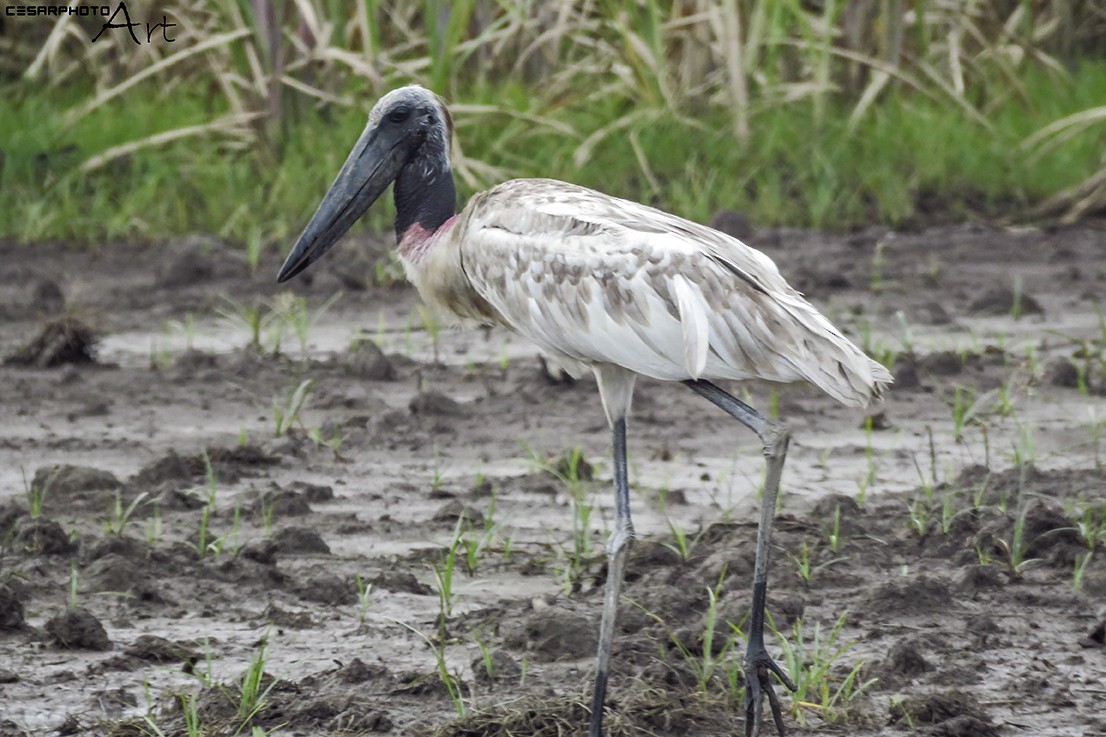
1,223,1105,736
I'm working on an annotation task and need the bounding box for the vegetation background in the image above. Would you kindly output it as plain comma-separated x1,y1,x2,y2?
2,0,1104,254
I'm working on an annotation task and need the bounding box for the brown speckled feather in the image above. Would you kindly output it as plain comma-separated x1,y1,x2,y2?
416,179,892,407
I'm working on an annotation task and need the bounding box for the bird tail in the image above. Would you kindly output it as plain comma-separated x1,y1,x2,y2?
777,295,894,408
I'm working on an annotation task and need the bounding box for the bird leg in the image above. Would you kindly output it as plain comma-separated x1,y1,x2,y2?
685,380,798,737
588,416,634,737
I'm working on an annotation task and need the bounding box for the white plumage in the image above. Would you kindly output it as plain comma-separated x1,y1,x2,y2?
404,178,892,408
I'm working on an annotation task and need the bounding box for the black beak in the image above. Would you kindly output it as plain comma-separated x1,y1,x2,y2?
277,123,410,283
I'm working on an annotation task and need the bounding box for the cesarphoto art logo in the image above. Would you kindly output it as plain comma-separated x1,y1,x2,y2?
5,2,176,44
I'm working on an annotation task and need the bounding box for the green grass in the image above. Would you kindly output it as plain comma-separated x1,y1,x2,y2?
2,59,1105,243
771,613,876,726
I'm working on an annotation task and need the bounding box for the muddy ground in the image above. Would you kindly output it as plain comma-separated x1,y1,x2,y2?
1,223,1105,737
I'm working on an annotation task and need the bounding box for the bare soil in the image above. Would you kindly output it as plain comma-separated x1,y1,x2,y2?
1,223,1105,737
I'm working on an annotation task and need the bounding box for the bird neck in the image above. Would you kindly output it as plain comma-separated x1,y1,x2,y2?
393,151,456,242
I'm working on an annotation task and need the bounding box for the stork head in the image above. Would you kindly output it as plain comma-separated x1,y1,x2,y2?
277,85,453,282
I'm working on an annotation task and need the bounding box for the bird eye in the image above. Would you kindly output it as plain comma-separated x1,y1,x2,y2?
388,106,411,123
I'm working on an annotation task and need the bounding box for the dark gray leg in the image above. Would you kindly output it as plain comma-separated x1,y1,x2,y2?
588,416,633,737
686,380,798,736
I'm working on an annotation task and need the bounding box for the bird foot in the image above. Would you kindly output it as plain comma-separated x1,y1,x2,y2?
744,647,797,737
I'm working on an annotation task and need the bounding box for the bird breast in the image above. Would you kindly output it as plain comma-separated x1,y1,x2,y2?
398,217,499,324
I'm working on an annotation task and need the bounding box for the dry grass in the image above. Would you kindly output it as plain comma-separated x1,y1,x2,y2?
6,1,1103,165
429,685,735,737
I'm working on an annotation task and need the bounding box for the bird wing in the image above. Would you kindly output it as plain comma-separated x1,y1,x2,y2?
458,179,891,406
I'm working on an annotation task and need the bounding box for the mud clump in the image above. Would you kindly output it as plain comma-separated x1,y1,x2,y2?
955,564,1006,595
898,347,1009,390
83,554,164,602
883,639,933,679
45,608,112,650
30,464,121,511
253,486,313,519
409,390,464,416
272,527,331,555
5,316,97,368
241,540,278,565
346,340,397,381
1022,500,1085,565
432,499,485,527
0,584,26,631
472,649,522,684
186,673,291,730
0,505,23,538
34,464,120,494
864,576,955,617
627,539,684,572
86,534,151,563
289,481,334,503
1044,357,1081,388
333,657,390,684
372,568,433,596
124,634,200,666
1082,618,1106,648
504,606,596,662
293,572,355,605
969,285,1044,316
130,445,276,492
811,494,865,535
13,518,76,555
